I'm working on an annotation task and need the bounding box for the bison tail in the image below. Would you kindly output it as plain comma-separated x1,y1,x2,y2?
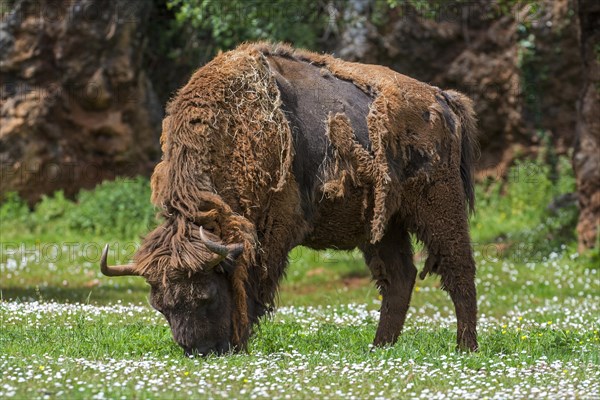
443,90,479,214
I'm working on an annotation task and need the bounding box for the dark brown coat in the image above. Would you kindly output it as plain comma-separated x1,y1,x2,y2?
108,42,478,355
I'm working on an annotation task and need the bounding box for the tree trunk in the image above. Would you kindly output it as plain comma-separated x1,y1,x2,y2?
573,0,600,251
0,0,161,204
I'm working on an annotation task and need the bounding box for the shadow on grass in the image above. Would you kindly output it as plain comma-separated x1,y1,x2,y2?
0,284,149,305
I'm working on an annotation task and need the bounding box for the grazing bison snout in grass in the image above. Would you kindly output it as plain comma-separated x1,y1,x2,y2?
148,276,233,357
101,229,249,356
99,42,479,355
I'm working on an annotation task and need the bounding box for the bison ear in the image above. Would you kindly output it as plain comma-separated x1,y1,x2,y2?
218,245,243,275
217,258,239,276
227,244,244,261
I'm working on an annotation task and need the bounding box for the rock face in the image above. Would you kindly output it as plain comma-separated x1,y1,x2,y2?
336,0,583,176
573,0,600,251
0,0,161,204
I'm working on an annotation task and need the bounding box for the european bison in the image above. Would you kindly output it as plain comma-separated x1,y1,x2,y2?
100,42,478,356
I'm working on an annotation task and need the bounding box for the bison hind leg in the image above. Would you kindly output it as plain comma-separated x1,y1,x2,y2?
438,249,478,352
362,222,417,347
416,205,478,351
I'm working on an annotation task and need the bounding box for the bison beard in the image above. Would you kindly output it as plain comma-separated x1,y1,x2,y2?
100,42,479,355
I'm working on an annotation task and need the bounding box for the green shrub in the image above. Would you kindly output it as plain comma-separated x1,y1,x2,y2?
1,178,156,241
471,156,578,256
33,191,74,227
66,177,156,239
0,192,30,225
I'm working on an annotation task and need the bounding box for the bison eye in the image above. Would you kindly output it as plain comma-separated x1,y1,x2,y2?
148,286,164,312
193,280,219,302
149,297,162,313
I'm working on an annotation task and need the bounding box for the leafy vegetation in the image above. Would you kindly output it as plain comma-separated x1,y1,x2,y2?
1,177,155,241
166,0,329,51
1,157,598,398
471,156,579,257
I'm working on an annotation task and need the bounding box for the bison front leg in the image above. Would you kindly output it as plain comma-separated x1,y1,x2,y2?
362,223,417,347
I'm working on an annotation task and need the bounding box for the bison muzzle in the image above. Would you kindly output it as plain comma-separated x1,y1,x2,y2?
100,42,479,356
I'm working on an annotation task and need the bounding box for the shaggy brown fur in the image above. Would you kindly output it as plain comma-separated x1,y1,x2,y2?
127,42,479,354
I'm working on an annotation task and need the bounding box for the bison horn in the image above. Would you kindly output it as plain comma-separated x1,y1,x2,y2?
100,244,138,277
199,227,244,262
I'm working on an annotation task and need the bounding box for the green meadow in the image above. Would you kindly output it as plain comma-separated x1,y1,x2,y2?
1,157,598,399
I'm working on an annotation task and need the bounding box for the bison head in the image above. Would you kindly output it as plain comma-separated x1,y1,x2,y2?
100,227,248,356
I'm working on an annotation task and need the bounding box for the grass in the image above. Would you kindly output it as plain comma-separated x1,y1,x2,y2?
1,157,599,399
